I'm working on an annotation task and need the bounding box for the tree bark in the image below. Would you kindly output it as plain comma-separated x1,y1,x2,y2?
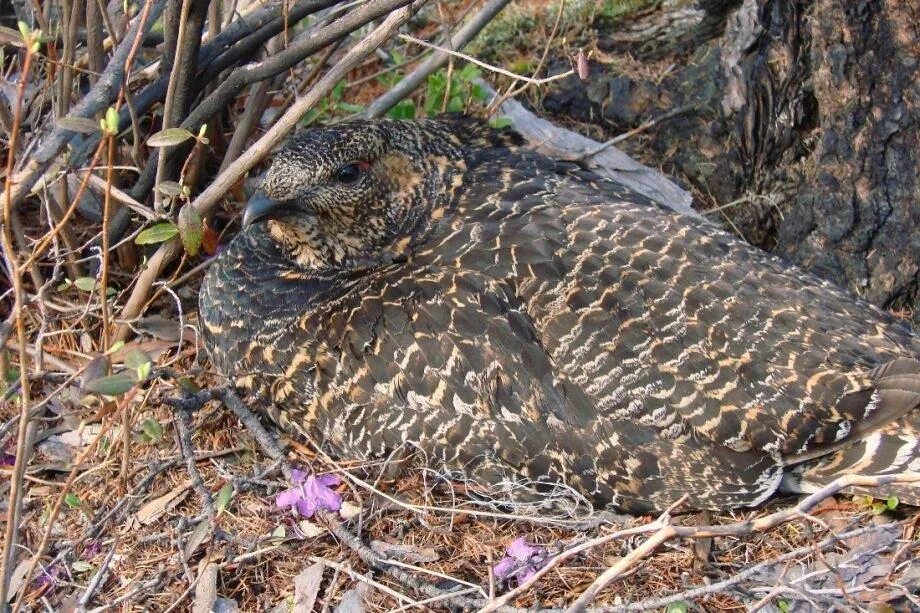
541,0,920,322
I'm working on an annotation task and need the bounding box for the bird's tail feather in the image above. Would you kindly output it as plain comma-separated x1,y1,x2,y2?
780,359,920,505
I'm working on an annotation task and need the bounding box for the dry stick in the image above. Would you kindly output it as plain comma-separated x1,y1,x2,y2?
0,39,38,608
398,33,574,85
155,0,196,212
362,0,512,118
1,0,166,212
77,536,120,609
116,0,426,341
480,472,920,612
579,103,696,159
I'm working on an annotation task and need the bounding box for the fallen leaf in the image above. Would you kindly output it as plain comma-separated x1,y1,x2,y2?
136,481,191,525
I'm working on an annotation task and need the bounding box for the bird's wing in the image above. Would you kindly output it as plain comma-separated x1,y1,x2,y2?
417,162,920,507
281,264,603,501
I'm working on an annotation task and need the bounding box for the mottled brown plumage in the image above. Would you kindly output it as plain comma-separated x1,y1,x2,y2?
200,117,920,513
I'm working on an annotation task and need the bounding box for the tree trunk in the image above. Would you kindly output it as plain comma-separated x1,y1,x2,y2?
540,0,920,323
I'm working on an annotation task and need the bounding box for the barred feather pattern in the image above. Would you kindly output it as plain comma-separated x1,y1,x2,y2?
200,118,920,512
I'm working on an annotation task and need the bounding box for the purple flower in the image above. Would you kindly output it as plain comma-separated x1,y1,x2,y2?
493,537,547,585
0,453,15,467
35,565,60,592
82,540,101,559
276,470,342,518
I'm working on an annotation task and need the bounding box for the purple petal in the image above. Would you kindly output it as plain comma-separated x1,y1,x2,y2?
517,567,538,584
276,487,304,509
315,473,341,488
493,557,516,579
82,540,101,559
304,475,342,512
0,453,15,467
295,497,318,518
506,537,539,561
290,469,308,484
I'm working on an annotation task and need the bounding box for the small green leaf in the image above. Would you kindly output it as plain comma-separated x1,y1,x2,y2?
73,276,98,292
141,418,164,442
215,483,234,515
177,376,200,394
106,340,125,355
776,599,790,613
489,117,513,129
136,360,152,381
665,602,689,613
271,525,286,539
147,127,195,147
123,348,151,370
17,21,30,42
178,205,203,256
64,493,83,509
156,181,184,197
871,501,887,515
84,372,135,396
387,99,416,119
104,107,119,135
197,123,208,140
72,561,93,573
886,495,899,510
57,117,101,134
135,222,179,245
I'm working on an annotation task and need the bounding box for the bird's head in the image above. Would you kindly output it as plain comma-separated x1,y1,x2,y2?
242,118,491,270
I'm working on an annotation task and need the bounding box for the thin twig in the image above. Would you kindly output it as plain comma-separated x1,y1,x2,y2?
398,33,573,86
363,0,511,118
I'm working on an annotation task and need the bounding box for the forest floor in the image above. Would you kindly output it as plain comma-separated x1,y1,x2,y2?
2,0,919,611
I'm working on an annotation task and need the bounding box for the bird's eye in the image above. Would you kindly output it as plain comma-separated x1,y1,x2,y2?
335,163,364,185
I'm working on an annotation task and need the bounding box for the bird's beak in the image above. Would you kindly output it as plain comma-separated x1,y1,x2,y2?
242,192,283,228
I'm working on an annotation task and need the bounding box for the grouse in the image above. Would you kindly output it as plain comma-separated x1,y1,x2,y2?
200,117,920,513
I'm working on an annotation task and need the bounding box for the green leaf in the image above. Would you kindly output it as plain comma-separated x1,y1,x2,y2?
871,501,887,515
215,483,234,515
178,205,204,256
123,348,151,371
886,495,899,510
665,602,689,613
57,117,100,134
776,599,790,613
147,127,195,147
84,372,135,396
124,347,152,381
136,360,152,381
156,181,184,198
141,418,164,442
177,376,200,394
17,21,30,42
271,525,286,540
104,107,119,135
64,493,83,509
387,99,416,119
74,276,98,292
135,222,179,245
107,340,125,355
489,117,513,129
72,561,93,573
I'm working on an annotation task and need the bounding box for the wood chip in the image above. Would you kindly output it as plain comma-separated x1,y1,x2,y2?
293,562,324,613
193,562,218,613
